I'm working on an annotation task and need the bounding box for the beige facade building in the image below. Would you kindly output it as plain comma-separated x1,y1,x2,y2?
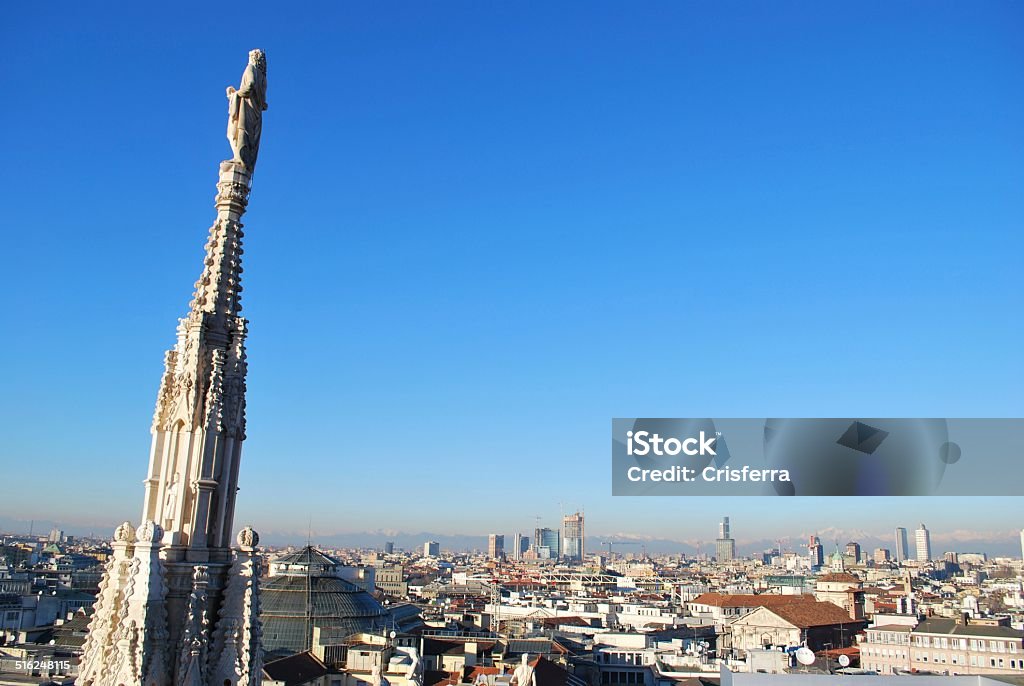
860,616,1024,676
374,564,408,597
860,625,913,674
910,617,1024,675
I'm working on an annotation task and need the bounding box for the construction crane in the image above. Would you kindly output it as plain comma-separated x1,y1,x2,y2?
601,541,640,558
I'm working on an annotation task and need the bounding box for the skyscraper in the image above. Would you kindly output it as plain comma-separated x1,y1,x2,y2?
716,516,736,561
424,541,440,557
808,535,824,568
562,512,585,562
535,527,560,559
488,534,505,559
915,523,931,562
894,527,909,564
78,50,268,686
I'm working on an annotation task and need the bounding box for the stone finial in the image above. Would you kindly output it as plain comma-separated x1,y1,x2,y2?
137,519,164,543
114,521,136,543
237,526,259,549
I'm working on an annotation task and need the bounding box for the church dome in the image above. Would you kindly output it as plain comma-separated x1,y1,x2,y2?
261,546,389,656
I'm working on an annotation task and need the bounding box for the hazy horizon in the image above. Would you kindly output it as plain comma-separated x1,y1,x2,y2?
2,5,1021,541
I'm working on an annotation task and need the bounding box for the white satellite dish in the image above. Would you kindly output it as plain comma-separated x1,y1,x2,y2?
838,655,851,668
796,647,816,666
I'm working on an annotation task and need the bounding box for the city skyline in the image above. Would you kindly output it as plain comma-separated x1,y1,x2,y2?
3,507,1022,558
3,5,1022,542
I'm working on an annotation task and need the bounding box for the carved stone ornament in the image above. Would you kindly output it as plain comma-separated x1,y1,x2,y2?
114,521,136,543
236,526,259,548
138,519,164,543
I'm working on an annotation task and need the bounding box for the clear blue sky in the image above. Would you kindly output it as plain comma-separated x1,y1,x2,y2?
2,3,1022,547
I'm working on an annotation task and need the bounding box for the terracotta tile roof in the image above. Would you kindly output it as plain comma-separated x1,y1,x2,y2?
424,670,460,686
690,593,816,608
757,601,860,629
463,666,501,682
816,573,861,584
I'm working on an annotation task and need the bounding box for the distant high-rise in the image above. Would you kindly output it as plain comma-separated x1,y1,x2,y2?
808,535,824,568
715,516,736,561
915,524,931,562
384,541,394,555
488,534,504,559
424,540,440,557
874,548,891,564
895,527,909,564
562,512,585,562
512,533,523,560
845,541,862,564
534,527,559,559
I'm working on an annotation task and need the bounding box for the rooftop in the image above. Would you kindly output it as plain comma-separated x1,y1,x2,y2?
915,618,1024,639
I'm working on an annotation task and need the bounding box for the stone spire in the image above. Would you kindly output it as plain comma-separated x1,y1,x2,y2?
142,160,253,554
79,50,268,686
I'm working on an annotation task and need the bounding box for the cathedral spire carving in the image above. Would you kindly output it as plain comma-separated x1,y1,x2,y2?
80,50,267,686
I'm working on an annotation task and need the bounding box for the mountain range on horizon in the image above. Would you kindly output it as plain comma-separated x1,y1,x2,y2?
3,515,1021,559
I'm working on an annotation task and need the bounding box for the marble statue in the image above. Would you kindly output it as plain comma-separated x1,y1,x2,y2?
163,472,179,528
511,654,536,686
226,49,268,170
370,662,390,686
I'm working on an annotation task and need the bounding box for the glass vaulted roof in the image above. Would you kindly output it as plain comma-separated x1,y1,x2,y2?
261,547,389,657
